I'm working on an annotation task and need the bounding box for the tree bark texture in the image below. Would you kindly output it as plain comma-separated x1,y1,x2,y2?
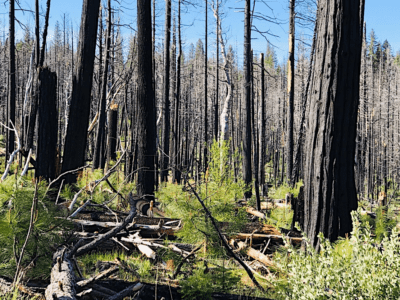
203,0,208,171
7,0,16,158
161,0,172,183
62,0,100,183
107,104,118,162
286,0,295,186
36,67,58,181
304,0,365,248
242,0,252,198
136,0,156,197
172,0,182,184
93,0,112,170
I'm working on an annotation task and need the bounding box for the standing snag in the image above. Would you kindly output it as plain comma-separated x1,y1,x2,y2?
303,0,365,248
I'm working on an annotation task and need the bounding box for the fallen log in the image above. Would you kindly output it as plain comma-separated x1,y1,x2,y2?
73,193,139,257
0,278,45,299
45,248,77,300
234,233,303,244
246,207,277,224
136,244,156,259
121,234,191,256
76,265,119,288
237,242,274,268
89,283,116,296
107,282,143,300
68,218,180,235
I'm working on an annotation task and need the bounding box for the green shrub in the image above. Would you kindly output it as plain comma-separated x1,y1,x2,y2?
275,209,400,299
156,140,247,254
0,177,72,280
269,181,303,200
267,207,293,230
181,264,241,300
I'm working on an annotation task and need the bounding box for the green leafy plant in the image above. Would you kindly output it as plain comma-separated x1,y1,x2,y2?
274,209,400,299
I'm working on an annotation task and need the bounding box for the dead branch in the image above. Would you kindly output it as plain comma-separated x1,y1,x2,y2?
107,282,143,300
76,265,119,288
72,193,139,257
172,244,202,279
1,121,21,181
185,180,265,292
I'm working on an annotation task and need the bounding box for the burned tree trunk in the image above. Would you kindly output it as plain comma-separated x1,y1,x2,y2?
93,0,112,170
242,0,252,198
62,0,101,183
286,0,295,186
107,104,118,162
136,0,156,198
172,0,182,185
7,0,16,159
304,0,365,248
203,0,209,171
161,0,172,183
36,67,58,181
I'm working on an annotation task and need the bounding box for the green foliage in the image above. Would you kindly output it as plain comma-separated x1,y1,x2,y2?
181,264,241,300
268,181,303,200
267,207,293,230
0,177,72,280
274,210,400,299
374,207,396,241
157,140,247,252
61,168,134,209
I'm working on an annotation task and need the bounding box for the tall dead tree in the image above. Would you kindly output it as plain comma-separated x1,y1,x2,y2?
286,0,295,186
93,0,112,170
203,0,209,171
172,0,182,184
259,53,266,187
212,4,232,141
36,67,58,181
136,0,157,197
62,0,101,183
243,0,252,198
303,0,365,248
7,0,16,158
214,0,219,141
161,0,172,183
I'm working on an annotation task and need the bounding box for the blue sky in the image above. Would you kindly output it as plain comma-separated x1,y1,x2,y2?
0,0,399,63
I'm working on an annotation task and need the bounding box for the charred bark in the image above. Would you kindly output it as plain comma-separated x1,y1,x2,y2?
303,0,365,248
136,0,156,198
242,0,252,198
36,67,58,181
161,0,172,183
62,0,101,183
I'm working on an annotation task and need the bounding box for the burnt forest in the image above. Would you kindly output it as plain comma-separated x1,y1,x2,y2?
1,0,400,299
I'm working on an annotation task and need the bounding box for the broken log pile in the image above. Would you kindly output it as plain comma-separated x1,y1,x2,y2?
1,188,299,300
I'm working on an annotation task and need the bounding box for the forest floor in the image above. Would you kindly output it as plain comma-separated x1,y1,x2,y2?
1,144,400,299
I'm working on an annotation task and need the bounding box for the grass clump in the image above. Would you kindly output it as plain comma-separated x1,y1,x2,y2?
274,209,400,299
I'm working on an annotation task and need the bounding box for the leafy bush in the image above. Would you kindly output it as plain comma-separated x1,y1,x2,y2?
0,177,71,280
275,209,400,299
